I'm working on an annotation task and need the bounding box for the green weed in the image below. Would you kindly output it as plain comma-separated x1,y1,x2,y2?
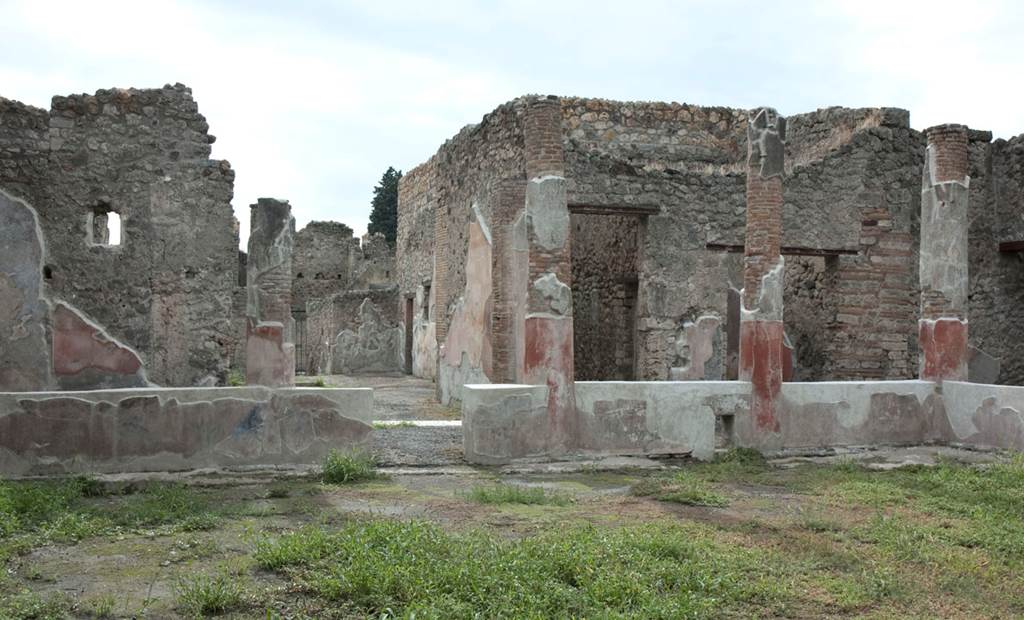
463,483,571,506
322,450,379,484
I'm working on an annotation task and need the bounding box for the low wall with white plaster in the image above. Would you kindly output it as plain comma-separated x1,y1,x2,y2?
0,386,373,476
765,381,943,451
462,384,549,465
575,381,747,461
462,381,747,464
942,381,1024,451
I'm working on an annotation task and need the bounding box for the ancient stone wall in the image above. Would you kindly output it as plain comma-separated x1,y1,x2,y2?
396,98,529,394
292,220,356,313
305,287,401,375
351,233,395,289
969,132,1024,384
0,85,238,387
561,99,918,381
570,212,640,380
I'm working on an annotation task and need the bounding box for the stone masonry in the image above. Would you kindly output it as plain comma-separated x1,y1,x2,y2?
398,95,1024,390
739,108,787,438
0,85,238,387
919,125,970,382
246,198,296,387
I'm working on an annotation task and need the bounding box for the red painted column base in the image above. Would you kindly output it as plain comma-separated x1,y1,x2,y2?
524,315,577,453
246,320,296,388
919,318,968,382
739,320,784,433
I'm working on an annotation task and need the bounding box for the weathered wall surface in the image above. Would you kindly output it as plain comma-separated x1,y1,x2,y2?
0,189,52,390
438,215,493,404
305,287,401,375
0,85,238,387
570,212,640,380
246,199,295,387
943,381,1024,451
1,189,151,391
462,380,745,464
403,94,1023,388
396,98,529,388
970,133,1024,384
0,386,372,475
561,100,918,382
757,381,943,450
333,298,404,375
292,221,356,313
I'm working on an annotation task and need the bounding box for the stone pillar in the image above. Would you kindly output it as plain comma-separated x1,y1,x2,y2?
739,108,787,435
919,125,970,382
519,96,578,455
246,198,296,387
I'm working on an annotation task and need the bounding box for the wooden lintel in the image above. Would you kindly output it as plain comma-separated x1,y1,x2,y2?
999,240,1024,253
567,203,661,216
705,243,859,257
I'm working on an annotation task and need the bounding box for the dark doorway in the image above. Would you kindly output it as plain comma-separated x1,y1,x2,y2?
570,212,642,380
404,296,414,374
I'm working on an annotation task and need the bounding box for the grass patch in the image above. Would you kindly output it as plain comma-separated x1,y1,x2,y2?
372,420,417,429
322,450,380,484
174,571,245,616
632,471,729,507
81,592,117,618
254,519,781,618
463,483,571,506
0,589,70,620
226,370,245,387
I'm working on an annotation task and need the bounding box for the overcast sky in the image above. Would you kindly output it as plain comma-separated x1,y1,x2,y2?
1,0,1020,246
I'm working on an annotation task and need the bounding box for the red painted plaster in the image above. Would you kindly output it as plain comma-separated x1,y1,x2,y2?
524,315,578,452
51,303,143,376
739,320,784,432
919,318,968,381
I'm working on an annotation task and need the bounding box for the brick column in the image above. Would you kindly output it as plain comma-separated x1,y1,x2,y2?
919,125,970,382
519,96,578,455
246,198,296,387
739,108,787,435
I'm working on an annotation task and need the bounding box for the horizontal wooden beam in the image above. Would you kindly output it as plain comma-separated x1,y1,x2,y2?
705,243,859,257
999,240,1024,253
568,203,661,216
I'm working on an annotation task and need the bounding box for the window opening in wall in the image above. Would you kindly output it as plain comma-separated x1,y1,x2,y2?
43,265,54,280
86,204,122,247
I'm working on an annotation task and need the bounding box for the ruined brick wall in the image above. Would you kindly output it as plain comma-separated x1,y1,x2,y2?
969,132,1024,384
396,98,528,391
570,213,640,380
783,118,922,381
0,85,238,386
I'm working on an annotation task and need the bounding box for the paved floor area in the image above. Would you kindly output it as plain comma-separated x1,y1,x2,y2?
299,373,457,421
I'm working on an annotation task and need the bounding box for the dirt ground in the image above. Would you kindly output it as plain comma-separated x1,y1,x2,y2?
2,446,1022,619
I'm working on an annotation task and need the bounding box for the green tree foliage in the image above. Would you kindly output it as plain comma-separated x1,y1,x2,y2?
367,166,402,246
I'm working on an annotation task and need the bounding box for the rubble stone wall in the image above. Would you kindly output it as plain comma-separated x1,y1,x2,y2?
0,85,237,387
969,133,1024,384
